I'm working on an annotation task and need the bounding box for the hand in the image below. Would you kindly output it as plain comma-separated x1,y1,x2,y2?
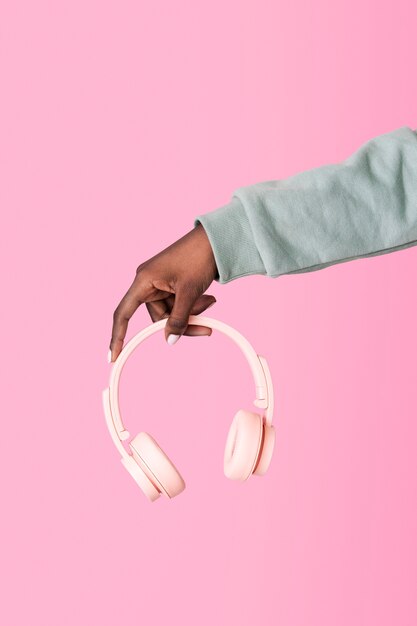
108,223,219,362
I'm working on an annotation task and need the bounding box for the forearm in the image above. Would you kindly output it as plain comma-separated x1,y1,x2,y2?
194,125,417,284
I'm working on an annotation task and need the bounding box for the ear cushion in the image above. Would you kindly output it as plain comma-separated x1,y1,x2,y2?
121,455,161,502
129,432,186,499
253,424,276,476
224,410,264,481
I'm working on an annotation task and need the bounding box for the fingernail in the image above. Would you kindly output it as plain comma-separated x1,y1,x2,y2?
107,349,112,363
167,334,180,345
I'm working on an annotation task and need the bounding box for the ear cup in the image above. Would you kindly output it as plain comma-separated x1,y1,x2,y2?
224,409,264,481
253,423,276,476
121,455,161,502
129,432,186,499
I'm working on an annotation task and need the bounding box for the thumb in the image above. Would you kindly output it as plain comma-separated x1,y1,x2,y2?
165,283,199,345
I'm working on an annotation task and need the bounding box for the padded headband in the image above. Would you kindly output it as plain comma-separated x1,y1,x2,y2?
102,315,274,459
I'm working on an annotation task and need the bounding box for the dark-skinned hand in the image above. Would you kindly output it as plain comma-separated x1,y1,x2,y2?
108,223,219,363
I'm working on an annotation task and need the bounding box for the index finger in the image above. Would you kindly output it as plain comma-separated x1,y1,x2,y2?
109,289,142,362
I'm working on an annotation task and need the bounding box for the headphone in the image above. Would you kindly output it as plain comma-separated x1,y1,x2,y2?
102,315,276,502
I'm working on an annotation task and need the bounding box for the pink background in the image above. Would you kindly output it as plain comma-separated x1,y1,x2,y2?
1,1,416,625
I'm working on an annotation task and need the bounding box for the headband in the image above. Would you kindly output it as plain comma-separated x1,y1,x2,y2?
102,315,274,461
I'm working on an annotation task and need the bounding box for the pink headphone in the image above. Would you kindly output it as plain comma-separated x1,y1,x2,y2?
102,315,276,502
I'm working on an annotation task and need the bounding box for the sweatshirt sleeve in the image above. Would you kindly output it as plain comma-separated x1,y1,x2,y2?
194,125,417,284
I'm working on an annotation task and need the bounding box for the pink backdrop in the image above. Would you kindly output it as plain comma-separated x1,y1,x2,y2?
1,1,416,625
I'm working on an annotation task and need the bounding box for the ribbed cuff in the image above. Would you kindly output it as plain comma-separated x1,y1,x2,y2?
194,196,266,284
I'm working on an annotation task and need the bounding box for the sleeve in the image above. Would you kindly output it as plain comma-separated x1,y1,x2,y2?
193,125,417,284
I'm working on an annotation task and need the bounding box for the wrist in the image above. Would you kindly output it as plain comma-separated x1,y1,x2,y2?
194,223,219,281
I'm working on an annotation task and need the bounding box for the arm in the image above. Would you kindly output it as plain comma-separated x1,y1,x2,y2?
109,125,417,362
194,126,417,284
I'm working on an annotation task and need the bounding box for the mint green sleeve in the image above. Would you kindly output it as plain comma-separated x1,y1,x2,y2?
194,126,417,284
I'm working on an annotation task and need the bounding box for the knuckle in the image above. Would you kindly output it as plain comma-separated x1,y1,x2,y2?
168,316,187,331
113,305,123,322
135,262,147,275
135,264,152,288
